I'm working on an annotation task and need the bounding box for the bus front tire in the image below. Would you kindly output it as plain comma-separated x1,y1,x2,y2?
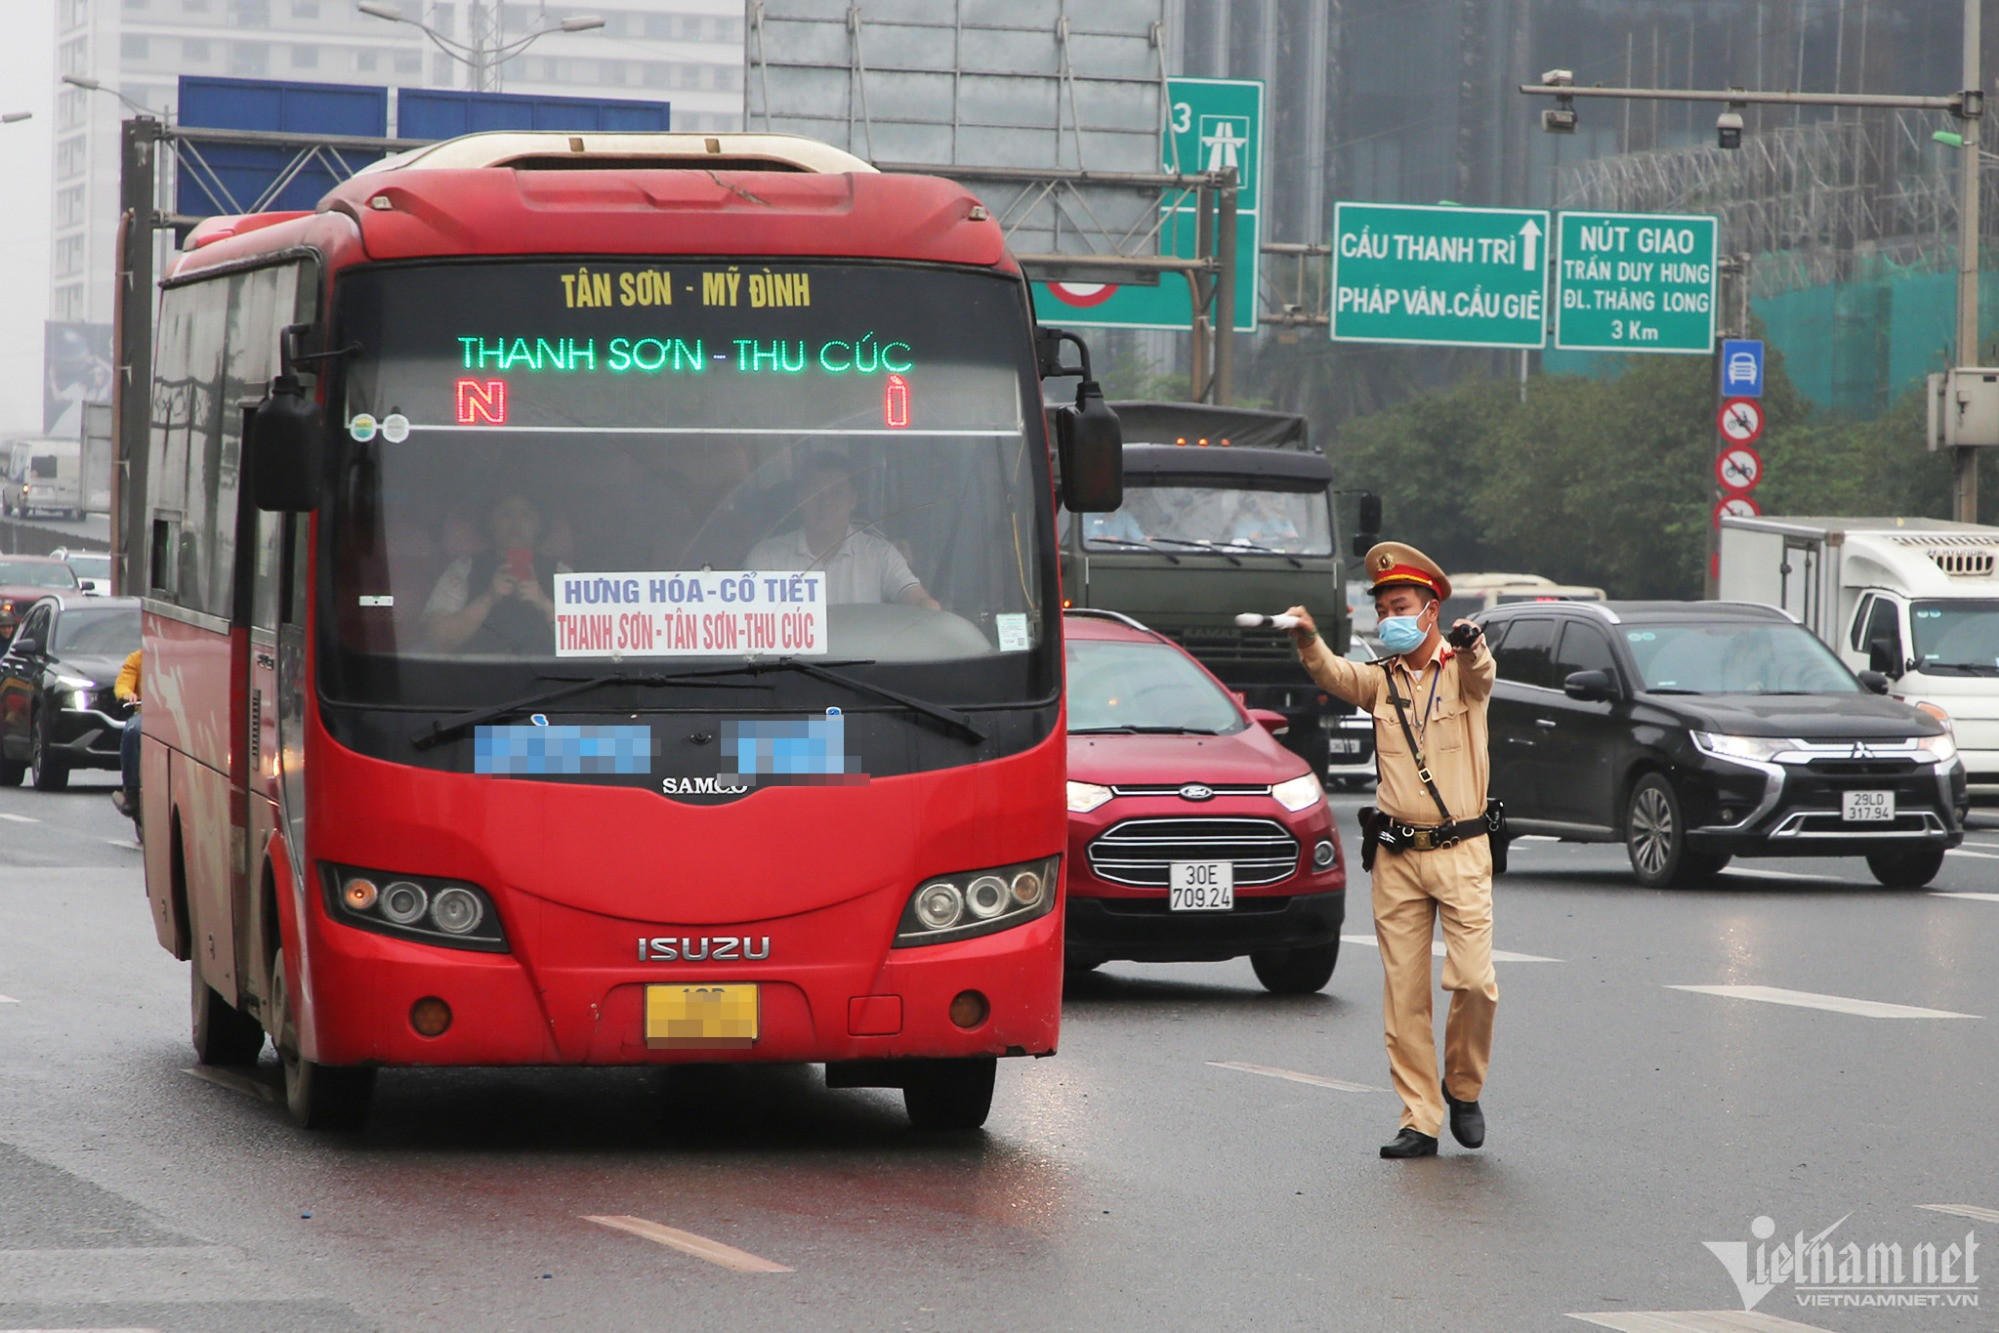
191,967,265,1065
902,1057,996,1131
269,945,374,1130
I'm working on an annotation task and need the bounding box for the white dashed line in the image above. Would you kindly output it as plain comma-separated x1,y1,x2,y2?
1208,1060,1388,1094
1340,934,1561,963
1569,1312,1841,1332
1944,847,1999,861
0,812,39,823
583,1215,792,1273
0,996,17,1004
1718,868,1855,886
1669,984,1978,1020
1933,891,1999,903
1919,1202,1999,1224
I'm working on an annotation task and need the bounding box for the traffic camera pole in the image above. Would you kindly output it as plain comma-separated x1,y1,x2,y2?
113,116,161,598
1214,166,1238,406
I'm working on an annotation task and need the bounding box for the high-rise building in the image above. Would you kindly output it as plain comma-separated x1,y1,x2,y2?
49,0,747,334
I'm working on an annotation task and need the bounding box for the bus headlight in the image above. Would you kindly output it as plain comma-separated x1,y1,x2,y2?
324,864,508,952
895,856,1059,947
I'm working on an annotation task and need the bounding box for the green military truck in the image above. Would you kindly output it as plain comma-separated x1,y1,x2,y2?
1060,401,1376,778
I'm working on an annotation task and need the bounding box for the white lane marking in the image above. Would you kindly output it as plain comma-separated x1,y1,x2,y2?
1719,868,1855,886
1919,1202,1999,1224
1945,847,1999,861
0,995,17,1004
1569,1313,1841,1332
181,1066,278,1104
1340,934,1561,963
1208,1060,1387,1094
0,812,39,823
583,1215,792,1273
1933,891,1999,903
1512,834,1557,842
1668,984,1978,1020
102,838,141,850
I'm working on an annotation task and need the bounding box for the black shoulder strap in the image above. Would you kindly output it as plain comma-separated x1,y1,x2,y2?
1381,660,1455,825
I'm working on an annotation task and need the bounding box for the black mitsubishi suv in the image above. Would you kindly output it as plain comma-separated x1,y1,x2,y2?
1481,600,1966,888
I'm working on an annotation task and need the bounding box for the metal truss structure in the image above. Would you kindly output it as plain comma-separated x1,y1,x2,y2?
1553,111,1999,297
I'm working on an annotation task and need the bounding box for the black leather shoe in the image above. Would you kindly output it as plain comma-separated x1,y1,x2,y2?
1379,1128,1438,1159
1442,1082,1485,1149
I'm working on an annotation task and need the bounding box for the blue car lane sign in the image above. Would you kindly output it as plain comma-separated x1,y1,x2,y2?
1722,339,1764,398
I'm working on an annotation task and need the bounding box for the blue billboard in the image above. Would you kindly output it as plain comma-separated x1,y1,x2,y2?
176,76,390,219
396,89,670,139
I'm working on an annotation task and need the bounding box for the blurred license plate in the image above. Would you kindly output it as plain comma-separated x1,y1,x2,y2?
1327,737,1369,756
1169,862,1234,911
1842,790,1895,822
645,984,759,1049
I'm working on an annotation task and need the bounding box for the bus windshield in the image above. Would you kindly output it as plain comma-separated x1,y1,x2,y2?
323,261,1051,711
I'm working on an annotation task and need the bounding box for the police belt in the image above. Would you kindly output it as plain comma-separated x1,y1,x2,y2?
1375,815,1489,853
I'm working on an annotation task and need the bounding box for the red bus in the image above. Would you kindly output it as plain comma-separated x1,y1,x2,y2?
136,131,1120,1130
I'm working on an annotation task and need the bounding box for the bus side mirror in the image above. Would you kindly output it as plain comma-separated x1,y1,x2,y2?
1350,490,1381,558
248,376,326,513
1056,381,1123,513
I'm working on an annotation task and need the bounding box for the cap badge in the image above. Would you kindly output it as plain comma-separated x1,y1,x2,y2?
1376,553,1393,570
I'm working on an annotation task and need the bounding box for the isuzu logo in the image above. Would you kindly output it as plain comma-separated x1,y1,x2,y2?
1179,783,1216,801
637,936,770,962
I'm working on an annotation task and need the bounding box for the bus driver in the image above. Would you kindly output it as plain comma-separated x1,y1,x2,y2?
747,454,940,608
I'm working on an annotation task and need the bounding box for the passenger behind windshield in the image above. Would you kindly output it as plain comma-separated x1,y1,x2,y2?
1228,491,1304,549
423,494,570,653
747,453,940,609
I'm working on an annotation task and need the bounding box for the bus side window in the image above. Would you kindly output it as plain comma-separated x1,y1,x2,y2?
150,517,179,598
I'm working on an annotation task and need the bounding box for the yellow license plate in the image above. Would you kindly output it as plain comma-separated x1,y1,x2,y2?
645,984,759,1049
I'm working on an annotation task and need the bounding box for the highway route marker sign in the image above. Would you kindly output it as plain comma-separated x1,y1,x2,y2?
1715,445,1763,493
1717,397,1765,445
1555,211,1718,354
1713,494,1762,528
1331,202,1549,349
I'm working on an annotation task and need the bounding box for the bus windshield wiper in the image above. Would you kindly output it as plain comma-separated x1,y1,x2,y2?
411,666,773,750
725,656,987,743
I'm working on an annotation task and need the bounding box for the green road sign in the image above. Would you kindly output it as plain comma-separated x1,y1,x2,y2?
1330,202,1549,349
1030,77,1261,333
1555,211,1717,354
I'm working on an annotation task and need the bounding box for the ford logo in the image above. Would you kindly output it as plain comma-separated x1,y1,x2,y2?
1179,783,1215,802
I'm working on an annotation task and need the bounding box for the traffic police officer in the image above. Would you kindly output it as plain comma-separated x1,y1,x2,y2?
1282,542,1498,1158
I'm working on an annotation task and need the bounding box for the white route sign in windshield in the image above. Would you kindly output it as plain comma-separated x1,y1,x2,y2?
552,570,827,657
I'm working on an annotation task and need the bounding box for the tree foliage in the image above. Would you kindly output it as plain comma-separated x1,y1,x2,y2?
1327,348,1973,599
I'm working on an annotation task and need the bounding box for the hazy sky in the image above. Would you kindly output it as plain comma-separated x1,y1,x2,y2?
0,1,55,439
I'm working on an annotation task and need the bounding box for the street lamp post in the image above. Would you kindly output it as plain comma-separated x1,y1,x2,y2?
1521,0,1989,524
357,3,605,94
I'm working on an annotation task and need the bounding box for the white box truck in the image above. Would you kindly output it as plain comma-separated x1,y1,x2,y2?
1718,514,1999,795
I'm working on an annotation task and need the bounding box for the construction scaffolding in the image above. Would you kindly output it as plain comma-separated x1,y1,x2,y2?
1553,111,1999,299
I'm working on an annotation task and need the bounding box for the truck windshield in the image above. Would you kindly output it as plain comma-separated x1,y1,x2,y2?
1624,622,1860,694
1067,484,1331,556
1912,599,1999,673
1066,638,1246,734
322,261,1053,711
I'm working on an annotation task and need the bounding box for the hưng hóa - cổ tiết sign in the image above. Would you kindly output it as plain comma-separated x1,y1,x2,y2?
553,570,827,657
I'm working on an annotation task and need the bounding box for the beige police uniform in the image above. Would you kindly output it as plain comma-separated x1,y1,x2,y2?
1296,546,1498,1139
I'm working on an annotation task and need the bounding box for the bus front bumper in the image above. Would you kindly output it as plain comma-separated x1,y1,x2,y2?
296,890,1063,1069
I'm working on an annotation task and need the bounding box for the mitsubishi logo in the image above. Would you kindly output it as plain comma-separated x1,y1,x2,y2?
1850,742,1876,760
1179,783,1216,802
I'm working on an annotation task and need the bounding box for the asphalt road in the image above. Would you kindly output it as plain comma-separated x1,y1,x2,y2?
2,777,1995,1332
